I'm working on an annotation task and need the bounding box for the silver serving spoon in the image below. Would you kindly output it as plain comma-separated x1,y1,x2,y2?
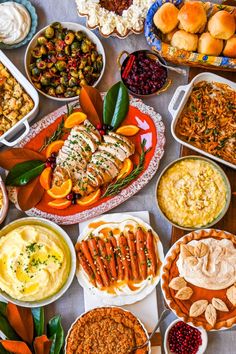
147,53,187,75
128,308,170,353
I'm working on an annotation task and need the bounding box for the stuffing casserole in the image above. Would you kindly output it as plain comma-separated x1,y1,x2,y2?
66,307,149,354
0,62,34,136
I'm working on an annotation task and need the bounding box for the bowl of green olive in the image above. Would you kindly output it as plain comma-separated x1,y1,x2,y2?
24,22,105,101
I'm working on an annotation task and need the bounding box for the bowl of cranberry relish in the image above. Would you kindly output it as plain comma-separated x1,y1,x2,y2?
164,320,208,354
118,50,170,97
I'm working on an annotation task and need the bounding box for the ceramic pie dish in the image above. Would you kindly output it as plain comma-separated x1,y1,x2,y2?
161,229,236,331
75,0,155,38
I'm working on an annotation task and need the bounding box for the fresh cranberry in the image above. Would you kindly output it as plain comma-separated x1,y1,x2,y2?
168,321,202,354
66,193,74,200
96,123,102,130
45,161,51,168
99,129,105,136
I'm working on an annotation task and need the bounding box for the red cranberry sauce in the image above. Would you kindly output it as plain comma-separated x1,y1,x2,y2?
168,321,202,354
122,52,167,95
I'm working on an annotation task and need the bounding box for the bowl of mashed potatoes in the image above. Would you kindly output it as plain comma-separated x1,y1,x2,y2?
0,217,76,307
156,156,231,230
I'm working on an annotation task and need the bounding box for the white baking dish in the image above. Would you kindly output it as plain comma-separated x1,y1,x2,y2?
168,72,236,170
0,50,39,147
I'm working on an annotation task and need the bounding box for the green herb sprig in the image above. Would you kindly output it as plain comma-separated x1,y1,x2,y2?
103,139,150,198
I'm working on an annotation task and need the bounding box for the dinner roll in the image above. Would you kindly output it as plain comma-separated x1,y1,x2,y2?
164,28,178,43
171,30,198,51
153,3,179,34
198,32,223,56
208,11,236,40
223,35,236,57
178,1,207,33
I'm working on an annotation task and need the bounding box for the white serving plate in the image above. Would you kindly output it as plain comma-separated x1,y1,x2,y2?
168,72,236,170
76,213,164,306
24,22,106,101
0,217,76,308
65,306,151,354
0,50,39,147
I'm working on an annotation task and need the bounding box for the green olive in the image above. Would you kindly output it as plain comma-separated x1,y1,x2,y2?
36,60,47,70
69,77,77,87
31,67,41,76
80,79,87,87
75,31,84,41
70,70,79,78
37,36,48,45
71,41,80,52
40,75,51,86
65,32,75,45
55,60,67,71
55,84,65,94
31,47,42,58
81,41,90,53
64,89,75,98
45,26,55,39
60,76,69,85
51,22,63,30
47,87,56,96
65,45,70,56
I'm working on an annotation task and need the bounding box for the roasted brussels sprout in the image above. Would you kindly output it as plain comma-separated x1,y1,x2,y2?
84,66,93,73
65,45,70,56
50,66,58,74
91,51,97,62
51,22,63,30
60,76,69,85
79,58,87,69
80,79,87,87
47,87,56,96
55,30,65,40
31,67,40,76
29,63,36,71
40,75,51,86
31,47,42,58
47,62,54,69
55,85,65,95
36,60,47,70
64,89,75,98
76,88,81,96
45,26,55,39
71,41,80,52
81,41,90,53
55,60,67,71
75,31,84,41
34,82,42,89
69,77,77,87
70,70,79,78
37,36,48,45
40,45,47,56
65,32,75,45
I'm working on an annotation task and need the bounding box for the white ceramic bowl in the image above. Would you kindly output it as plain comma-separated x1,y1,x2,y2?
155,155,231,231
24,22,106,101
164,319,208,354
0,217,76,307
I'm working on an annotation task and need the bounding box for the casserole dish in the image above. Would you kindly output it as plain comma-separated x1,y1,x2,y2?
145,0,236,71
0,50,39,147
169,72,236,169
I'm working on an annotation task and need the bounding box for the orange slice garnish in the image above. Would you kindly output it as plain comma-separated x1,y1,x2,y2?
117,158,133,179
39,167,52,190
76,189,101,207
64,112,87,129
47,179,72,199
116,125,140,136
46,140,64,158
48,198,71,209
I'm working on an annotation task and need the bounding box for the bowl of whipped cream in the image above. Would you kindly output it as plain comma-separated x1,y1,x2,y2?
0,0,38,49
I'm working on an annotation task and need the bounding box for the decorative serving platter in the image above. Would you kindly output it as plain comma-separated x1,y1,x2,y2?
17,96,165,224
145,0,236,71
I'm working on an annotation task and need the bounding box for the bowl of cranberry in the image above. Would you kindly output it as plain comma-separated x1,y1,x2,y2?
164,319,208,354
117,49,171,97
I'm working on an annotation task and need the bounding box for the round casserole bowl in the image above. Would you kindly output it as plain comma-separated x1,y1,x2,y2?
65,306,151,354
24,22,105,101
155,155,231,231
0,217,76,307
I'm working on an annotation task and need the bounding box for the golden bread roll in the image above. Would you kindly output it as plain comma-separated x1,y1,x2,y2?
198,32,223,56
178,1,207,33
164,29,178,43
223,35,236,57
171,30,198,51
153,3,179,34
208,10,236,40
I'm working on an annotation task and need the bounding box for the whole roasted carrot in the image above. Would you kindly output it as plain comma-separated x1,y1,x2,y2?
136,227,147,280
119,233,132,280
81,240,104,288
88,238,110,287
97,238,112,279
127,230,140,281
146,229,158,276
105,239,117,280
77,244,96,286
110,235,124,281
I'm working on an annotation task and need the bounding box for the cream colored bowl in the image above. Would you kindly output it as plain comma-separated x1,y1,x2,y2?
0,217,76,307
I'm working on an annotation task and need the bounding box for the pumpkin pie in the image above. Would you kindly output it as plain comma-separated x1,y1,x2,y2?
162,229,236,330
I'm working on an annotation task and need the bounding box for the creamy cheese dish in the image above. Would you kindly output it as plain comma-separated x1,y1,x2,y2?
157,158,228,228
0,2,31,45
177,238,236,290
76,0,155,36
0,224,71,301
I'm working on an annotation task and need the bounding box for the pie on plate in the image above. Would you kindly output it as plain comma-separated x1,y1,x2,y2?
65,307,150,354
161,229,236,330
75,214,164,305
76,0,155,38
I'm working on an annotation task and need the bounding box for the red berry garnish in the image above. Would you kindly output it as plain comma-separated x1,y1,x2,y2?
66,193,74,200
45,161,51,168
99,129,105,136
96,123,102,130
168,321,202,354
